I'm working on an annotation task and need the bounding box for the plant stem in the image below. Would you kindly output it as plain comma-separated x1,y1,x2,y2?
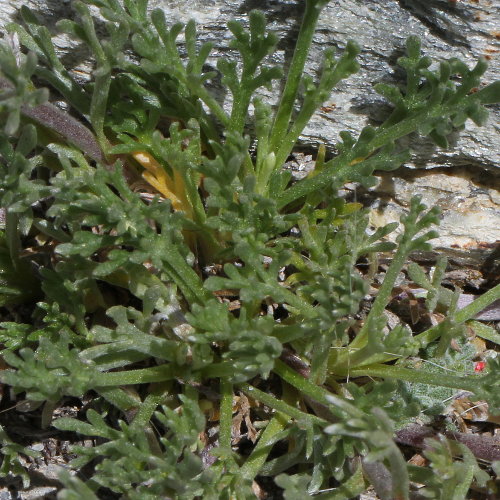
352,245,408,348
219,379,234,452
90,67,111,150
416,282,500,345
344,363,482,393
5,209,20,269
94,364,175,386
194,84,230,128
269,0,328,154
320,465,367,500
239,412,289,481
160,243,209,305
239,383,326,426
97,387,145,412
468,321,500,345
273,359,334,406
275,112,428,209
130,392,165,430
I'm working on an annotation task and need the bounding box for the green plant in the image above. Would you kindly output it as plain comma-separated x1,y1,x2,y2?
0,0,499,498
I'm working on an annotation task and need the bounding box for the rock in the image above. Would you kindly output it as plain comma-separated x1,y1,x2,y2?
0,0,499,265
367,166,500,269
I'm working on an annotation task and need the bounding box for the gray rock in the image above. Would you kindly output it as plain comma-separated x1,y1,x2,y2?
366,166,500,268
0,0,499,265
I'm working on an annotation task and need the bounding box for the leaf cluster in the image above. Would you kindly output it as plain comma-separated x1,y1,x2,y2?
0,0,499,498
